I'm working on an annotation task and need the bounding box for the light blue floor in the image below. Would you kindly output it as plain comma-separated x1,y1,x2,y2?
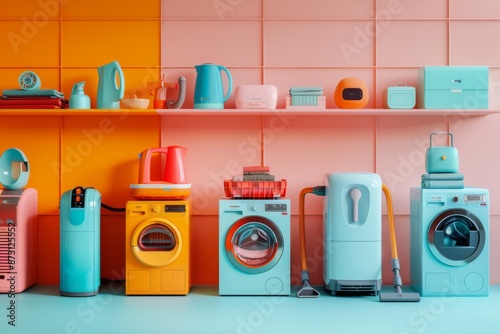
2,285,499,334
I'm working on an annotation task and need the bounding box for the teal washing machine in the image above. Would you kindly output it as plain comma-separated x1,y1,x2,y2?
410,187,489,297
219,199,291,295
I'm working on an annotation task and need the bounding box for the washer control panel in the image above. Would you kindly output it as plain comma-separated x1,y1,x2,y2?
127,201,189,217
221,199,289,216
246,202,289,215
464,194,487,203
150,204,186,214
425,190,488,208
264,203,288,212
164,204,187,213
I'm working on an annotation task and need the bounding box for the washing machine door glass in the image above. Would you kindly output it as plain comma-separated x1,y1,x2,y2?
226,216,283,274
131,219,182,268
428,209,486,266
138,224,176,251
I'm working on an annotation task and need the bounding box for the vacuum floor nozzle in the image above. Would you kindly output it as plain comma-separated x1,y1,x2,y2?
379,292,421,302
296,281,320,298
379,284,420,302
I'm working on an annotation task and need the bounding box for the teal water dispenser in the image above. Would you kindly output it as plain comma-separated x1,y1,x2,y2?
60,186,101,297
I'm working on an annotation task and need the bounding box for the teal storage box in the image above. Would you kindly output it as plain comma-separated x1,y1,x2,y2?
383,83,416,109
417,66,489,109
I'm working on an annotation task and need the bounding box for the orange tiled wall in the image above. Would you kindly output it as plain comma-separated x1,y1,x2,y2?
0,0,163,284
1,0,500,286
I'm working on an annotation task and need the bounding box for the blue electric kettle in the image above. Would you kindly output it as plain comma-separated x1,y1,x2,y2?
194,63,232,109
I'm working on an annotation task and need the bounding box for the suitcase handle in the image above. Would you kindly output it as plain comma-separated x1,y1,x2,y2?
430,132,453,147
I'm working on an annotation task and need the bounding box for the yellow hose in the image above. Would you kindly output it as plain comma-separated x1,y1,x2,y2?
299,184,398,275
382,184,398,260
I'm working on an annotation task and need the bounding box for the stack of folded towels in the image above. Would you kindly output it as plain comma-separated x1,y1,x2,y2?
232,166,275,182
289,86,323,106
421,172,464,189
0,89,68,109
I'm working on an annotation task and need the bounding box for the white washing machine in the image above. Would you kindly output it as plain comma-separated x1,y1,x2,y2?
219,199,290,295
410,187,489,297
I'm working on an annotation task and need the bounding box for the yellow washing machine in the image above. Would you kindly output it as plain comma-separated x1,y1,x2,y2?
125,200,191,295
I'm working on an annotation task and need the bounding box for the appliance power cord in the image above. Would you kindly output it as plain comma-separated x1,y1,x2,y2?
101,202,125,212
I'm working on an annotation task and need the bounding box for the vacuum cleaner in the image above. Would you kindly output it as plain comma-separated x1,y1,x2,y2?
323,173,382,295
297,172,420,302
60,186,101,296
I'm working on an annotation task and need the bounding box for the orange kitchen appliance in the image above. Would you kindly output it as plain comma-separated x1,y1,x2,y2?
126,200,191,295
129,146,191,200
334,77,369,109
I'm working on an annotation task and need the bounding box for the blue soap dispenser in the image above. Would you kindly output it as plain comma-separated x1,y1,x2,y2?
69,82,91,109
60,186,101,297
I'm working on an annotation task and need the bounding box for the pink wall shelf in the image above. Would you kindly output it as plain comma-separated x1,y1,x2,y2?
155,109,499,116
0,109,498,116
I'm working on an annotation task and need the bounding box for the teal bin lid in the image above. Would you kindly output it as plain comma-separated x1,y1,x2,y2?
421,66,489,90
0,148,30,190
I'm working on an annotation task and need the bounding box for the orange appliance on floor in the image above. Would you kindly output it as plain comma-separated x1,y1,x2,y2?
125,200,191,295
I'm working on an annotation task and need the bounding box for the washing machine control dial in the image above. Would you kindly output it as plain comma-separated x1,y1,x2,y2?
151,205,161,213
251,204,260,211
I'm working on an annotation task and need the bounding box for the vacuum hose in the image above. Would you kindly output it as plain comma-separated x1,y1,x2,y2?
382,184,398,261
299,187,314,276
296,186,324,298
380,184,420,302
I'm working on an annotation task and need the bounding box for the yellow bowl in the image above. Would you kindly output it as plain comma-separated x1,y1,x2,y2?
121,98,150,109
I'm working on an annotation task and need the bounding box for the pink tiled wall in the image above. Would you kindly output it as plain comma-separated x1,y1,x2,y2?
160,0,500,285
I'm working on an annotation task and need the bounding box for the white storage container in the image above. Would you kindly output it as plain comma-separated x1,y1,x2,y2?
234,85,278,109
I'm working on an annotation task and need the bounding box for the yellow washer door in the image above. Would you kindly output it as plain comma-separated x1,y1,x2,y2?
131,218,182,267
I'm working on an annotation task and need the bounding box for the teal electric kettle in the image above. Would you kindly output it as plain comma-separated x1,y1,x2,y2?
193,63,232,109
